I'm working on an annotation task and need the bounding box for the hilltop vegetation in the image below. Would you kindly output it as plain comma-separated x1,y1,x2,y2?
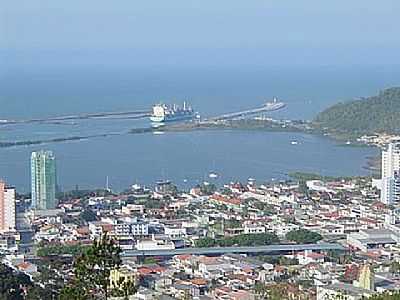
313,87,400,139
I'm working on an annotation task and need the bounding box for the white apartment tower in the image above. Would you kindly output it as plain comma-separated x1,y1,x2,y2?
0,181,16,233
381,140,400,204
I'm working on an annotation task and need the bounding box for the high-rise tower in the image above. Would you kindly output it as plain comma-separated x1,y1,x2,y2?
0,181,16,233
381,140,400,205
31,150,57,210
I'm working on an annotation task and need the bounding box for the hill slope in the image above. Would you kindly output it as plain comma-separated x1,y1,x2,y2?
314,87,400,137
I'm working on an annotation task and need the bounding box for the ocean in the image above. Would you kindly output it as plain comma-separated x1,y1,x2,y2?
1,65,396,192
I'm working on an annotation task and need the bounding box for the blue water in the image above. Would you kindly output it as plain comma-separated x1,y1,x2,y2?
1,65,395,192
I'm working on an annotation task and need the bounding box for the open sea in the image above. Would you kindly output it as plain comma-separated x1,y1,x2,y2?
1,65,398,192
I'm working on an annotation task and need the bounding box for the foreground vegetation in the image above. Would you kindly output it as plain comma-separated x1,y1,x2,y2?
1,234,136,300
61,234,136,300
0,263,54,299
37,243,88,257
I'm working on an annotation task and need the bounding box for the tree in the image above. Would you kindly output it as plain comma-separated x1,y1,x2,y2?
37,243,87,257
285,229,322,244
363,292,400,299
80,209,98,222
59,282,88,300
254,283,288,300
314,87,400,138
390,261,400,274
298,180,309,197
110,279,137,300
254,283,269,299
60,233,122,300
0,263,30,300
198,183,217,195
0,263,52,299
195,237,216,248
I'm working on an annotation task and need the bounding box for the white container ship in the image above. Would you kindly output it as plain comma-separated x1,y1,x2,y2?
150,102,195,123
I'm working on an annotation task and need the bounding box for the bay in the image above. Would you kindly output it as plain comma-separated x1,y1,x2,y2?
0,65,393,192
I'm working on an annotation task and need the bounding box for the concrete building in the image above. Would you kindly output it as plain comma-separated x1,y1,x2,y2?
381,141,400,204
110,267,137,289
164,226,187,238
243,224,266,234
0,234,18,252
136,236,175,251
0,181,16,233
347,229,397,252
114,218,149,237
357,264,375,291
31,150,57,210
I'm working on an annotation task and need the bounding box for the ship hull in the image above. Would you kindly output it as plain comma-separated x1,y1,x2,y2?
150,114,194,123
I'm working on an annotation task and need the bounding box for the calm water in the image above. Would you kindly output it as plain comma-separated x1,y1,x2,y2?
1,65,395,192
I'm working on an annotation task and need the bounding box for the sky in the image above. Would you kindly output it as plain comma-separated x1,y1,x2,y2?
2,0,400,68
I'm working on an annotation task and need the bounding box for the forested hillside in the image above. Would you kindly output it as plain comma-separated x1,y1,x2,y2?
314,87,400,137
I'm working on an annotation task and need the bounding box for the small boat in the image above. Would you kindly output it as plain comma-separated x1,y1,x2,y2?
290,140,299,145
209,172,218,179
153,131,165,135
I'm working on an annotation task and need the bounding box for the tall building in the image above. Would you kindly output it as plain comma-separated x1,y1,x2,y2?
381,141,400,204
31,150,57,210
0,181,16,233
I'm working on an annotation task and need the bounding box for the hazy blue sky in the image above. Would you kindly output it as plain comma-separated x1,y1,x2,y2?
2,0,400,67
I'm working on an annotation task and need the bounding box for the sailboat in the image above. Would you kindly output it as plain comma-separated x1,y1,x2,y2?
208,160,219,179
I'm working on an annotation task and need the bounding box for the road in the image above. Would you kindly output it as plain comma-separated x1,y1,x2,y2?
122,243,344,258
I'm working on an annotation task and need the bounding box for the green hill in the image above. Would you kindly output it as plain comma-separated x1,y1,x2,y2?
313,87,400,138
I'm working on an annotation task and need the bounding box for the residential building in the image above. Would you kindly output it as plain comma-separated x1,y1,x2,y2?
110,267,137,289
31,150,57,210
0,181,16,233
114,218,149,237
381,141,400,204
243,224,266,234
347,229,397,252
357,264,375,291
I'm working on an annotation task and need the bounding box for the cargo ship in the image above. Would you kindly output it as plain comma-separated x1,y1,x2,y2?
150,102,195,123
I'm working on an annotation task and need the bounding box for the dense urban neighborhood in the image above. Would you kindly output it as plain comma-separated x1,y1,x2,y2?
2,138,400,299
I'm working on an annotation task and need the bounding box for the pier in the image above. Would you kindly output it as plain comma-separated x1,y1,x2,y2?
210,99,286,121
1,110,151,125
